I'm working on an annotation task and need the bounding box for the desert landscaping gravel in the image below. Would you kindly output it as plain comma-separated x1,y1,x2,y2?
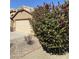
10,32,68,59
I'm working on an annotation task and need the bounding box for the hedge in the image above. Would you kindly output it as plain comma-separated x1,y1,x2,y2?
30,2,69,55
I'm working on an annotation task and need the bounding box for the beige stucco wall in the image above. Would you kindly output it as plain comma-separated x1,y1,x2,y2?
14,11,32,20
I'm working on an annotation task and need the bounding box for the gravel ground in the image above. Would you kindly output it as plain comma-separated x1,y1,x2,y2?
22,48,69,59
10,32,69,59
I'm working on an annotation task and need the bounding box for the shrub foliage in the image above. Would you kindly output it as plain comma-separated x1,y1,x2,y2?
31,2,69,55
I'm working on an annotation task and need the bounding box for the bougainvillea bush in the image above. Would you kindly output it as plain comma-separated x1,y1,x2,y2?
31,2,69,55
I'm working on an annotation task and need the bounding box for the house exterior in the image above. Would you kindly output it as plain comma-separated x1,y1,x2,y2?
10,6,34,35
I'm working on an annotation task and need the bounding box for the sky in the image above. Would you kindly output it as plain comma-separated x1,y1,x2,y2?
10,0,65,8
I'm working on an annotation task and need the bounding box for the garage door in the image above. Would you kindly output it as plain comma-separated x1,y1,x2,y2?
16,20,33,35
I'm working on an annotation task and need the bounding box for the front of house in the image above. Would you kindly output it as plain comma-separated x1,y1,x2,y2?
10,6,34,35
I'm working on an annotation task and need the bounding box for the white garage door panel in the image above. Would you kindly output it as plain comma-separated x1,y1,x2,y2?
16,20,33,34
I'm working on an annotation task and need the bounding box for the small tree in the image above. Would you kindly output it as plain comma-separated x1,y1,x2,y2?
31,2,69,55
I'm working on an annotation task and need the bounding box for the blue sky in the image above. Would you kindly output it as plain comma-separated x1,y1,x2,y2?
10,0,65,8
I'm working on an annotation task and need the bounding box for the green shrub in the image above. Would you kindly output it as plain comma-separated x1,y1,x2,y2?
31,2,69,55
